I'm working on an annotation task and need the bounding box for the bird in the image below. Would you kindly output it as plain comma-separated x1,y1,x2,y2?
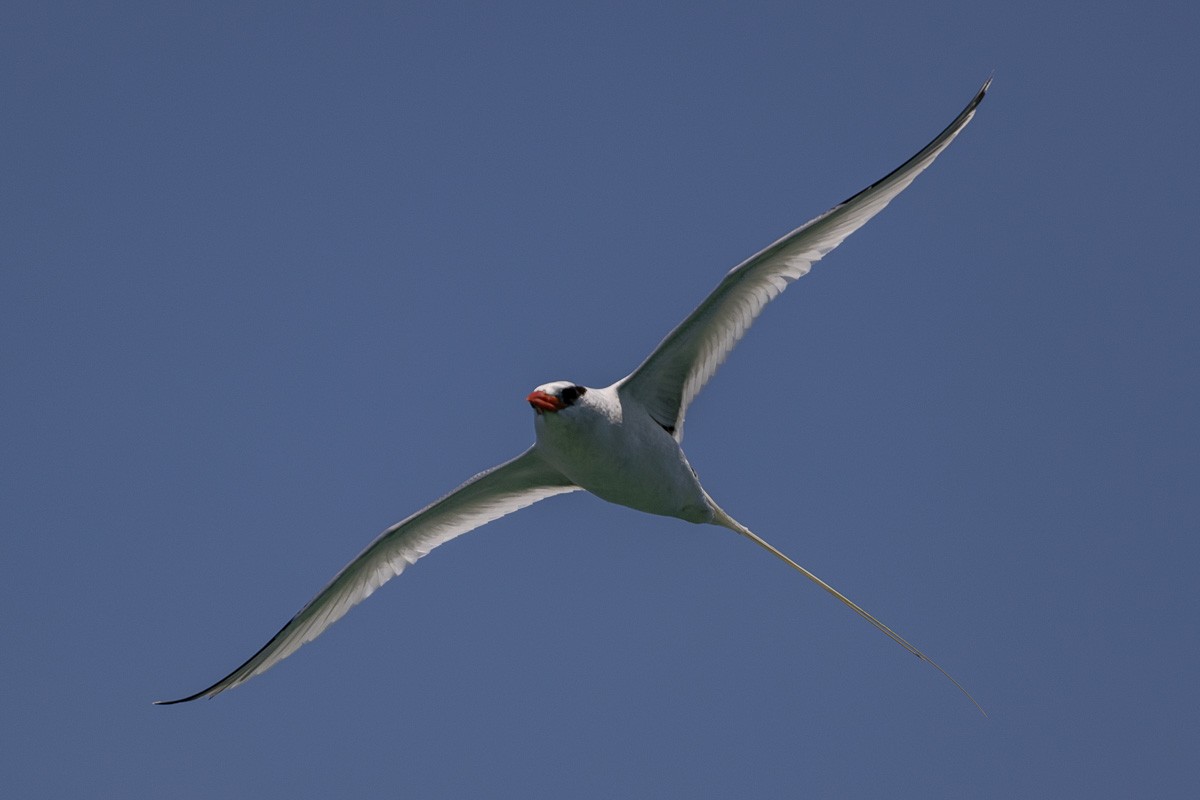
159,78,990,710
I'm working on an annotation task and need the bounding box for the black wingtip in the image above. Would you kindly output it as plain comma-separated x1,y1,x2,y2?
977,73,993,102
154,686,217,705
960,74,991,118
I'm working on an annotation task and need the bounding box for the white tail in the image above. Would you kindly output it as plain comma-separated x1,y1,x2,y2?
706,499,985,716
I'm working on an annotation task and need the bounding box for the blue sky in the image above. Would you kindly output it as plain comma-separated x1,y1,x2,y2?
3,1,1197,797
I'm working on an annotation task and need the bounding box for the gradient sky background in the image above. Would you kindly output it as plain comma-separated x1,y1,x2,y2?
3,2,1197,797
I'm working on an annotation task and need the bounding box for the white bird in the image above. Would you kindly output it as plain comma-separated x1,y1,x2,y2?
159,78,990,711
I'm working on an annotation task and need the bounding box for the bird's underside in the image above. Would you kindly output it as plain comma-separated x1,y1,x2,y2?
159,78,990,711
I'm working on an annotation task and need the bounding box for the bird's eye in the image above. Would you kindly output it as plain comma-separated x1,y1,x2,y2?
561,385,585,404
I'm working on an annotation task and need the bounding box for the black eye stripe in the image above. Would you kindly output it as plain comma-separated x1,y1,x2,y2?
560,385,586,404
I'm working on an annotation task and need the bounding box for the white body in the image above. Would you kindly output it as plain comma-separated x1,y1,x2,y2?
533,384,713,523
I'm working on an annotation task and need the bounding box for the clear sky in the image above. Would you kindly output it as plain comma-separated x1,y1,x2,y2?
3,2,1197,797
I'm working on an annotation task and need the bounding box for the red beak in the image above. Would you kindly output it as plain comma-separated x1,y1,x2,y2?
527,390,566,413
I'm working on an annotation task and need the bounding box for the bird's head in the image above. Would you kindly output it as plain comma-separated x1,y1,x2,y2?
527,381,587,414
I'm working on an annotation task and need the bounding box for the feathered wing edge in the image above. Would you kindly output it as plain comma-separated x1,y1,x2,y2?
619,78,990,439
157,446,578,704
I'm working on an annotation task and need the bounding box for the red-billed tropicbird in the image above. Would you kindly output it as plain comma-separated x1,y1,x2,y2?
159,78,990,710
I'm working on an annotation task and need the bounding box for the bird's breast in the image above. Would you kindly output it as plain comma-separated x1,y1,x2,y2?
533,392,712,523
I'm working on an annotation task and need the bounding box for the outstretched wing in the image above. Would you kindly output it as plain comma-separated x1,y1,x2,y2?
158,446,577,703
619,78,989,440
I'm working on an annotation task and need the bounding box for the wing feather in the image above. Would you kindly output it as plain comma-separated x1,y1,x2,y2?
619,78,990,439
158,446,577,703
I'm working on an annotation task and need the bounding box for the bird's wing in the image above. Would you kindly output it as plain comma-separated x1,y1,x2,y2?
158,446,578,703
618,78,989,440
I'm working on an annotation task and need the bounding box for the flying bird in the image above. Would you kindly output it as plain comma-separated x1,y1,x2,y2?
160,78,990,710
